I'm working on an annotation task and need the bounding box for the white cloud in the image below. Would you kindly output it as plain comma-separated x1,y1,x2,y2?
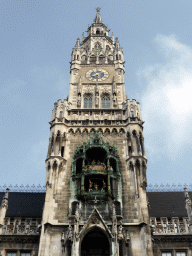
139,34,192,160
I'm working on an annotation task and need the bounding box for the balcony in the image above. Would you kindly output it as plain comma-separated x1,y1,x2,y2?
2,217,41,235
150,217,189,234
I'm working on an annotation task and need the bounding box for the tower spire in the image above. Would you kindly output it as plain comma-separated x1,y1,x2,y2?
94,7,102,23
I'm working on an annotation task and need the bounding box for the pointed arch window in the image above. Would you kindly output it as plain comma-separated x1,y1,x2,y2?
101,93,110,108
84,94,92,108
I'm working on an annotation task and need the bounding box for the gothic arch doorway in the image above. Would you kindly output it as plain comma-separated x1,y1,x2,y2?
81,228,110,256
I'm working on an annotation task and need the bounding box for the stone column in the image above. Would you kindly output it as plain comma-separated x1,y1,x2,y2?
107,174,111,194
52,135,56,156
71,239,80,256
126,139,129,158
141,136,146,157
47,137,52,158
48,164,53,187
130,135,135,156
59,134,62,156
105,55,108,64
137,135,142,156
0,188,9,234
96,55,99,64
81,175,85,193
133,164,138,196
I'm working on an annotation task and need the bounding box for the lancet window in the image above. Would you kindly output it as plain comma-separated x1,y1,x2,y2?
84,94,92,108
101,93,110,108
90,56,96,63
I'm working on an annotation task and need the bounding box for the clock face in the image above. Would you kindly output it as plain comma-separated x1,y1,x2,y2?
86,69,109,81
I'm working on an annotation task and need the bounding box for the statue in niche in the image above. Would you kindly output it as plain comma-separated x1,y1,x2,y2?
101,180,106,191
89,179,93,192
95,92,99,106
77,94,81,107
113,94,117,106
91,159,96,166
94,183,99,190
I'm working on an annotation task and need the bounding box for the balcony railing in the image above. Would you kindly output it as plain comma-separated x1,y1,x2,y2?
150,217,189,234
2,217,41,235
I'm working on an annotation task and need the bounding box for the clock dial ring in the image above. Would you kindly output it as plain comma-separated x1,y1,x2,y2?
86,69,109,81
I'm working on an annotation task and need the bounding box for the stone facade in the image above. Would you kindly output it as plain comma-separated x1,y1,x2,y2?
39,8,152,256
0,8,192,256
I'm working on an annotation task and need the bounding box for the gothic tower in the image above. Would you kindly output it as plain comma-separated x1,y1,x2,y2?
38,8,153,256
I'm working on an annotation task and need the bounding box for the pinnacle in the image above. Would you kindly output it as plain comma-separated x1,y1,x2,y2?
75,38,80,48
94,7,102,23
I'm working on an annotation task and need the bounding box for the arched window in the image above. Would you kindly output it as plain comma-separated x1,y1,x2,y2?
81,55,87,61
84,94,92,108
96,29,100,34
99,55,105,61
90,55,96,63
101,93,110,108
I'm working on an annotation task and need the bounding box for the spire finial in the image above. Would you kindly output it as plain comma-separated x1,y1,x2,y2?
115,37,120,49
94,8,102,23
75,38,80,48
96,7,101,13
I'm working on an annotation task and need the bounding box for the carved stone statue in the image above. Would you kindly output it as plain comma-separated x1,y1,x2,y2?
77,94,81,107
95,93,99,106
113,94,117,106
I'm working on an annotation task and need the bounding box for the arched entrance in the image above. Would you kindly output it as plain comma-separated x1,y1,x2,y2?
81,228,110,256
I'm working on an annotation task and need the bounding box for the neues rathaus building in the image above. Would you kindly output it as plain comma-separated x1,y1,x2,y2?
0,8,192,256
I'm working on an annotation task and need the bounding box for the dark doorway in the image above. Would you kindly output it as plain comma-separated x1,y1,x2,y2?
81,228,110,256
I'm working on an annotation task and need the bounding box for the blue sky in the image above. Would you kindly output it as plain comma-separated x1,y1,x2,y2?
1,0,192,188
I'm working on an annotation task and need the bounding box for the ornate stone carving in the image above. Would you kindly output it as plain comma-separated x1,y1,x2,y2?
1,188,9,208
91,216,100,224
75,204,80,221
95,92,99,107
117,221,124,241
124,230,130,246
77,94,81,107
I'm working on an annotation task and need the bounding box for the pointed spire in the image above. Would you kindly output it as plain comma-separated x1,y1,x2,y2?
184,187,192,210
115,37,120,49
111,32,114,43
82,32,84,42
94,7,102,23
75,38,80,49
1,188,9,208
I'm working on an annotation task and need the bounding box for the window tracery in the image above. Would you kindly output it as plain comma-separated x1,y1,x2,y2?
101,93,110,108
84,93,92,108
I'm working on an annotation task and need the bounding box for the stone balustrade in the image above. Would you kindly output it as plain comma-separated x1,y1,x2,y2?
150,217,189,234
2,217,41,235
